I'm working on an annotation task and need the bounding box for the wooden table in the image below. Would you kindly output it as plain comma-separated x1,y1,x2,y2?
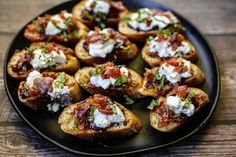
0,0,235,156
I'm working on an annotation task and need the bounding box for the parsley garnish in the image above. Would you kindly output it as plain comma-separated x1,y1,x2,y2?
108,99,117,114
54,73,66,89
161,29,171,36
123,95,134,105
147,36,154,42
26,48,35,54
62,30,68,42
84,10,93,21
114,75,128,86
183,92,196,109
154,68,166,90
89,105,97,121
102,33,110,41
173,23,185,31
64,17,72,25
147,99,159,110
155,68,161,80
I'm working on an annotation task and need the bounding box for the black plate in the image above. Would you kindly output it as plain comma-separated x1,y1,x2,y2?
4,0,220,156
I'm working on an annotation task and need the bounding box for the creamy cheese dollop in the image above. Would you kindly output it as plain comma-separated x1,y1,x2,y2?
30,48,66,69
90,67,129,89
159,59,192,83
91,104,125,128
85,0,110,14
128,8,178,31
166,95,195,117
87,29,115,58
45,12,72,36
25,70,42,87
149,37,191,58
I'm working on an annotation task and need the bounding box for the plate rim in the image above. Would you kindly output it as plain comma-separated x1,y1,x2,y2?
3,0,221,156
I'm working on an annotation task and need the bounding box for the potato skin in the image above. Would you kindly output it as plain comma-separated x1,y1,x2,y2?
58,95,142,140
24,14,89,45
150,87,209,132
18,72,81,110
72,0,127,29
138,61,205,98
75,36,138,65
74,66,144,99
142,40,198,67
7,42,80,80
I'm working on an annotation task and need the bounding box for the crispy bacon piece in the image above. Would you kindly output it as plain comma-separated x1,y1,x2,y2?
91,94,113,115
101,67,121,79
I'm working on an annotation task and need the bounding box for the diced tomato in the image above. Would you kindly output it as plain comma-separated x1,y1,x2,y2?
102,68,121,79
92,94,109,106
166,59,179,67
146,19,152,27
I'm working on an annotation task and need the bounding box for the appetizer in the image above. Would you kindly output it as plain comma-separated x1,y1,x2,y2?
75,62,143,99
148,86,209,132
75,27,138,65
118,8,183,42
18,70,81,111
138,58,205,98
24,10,89,45
7,42,80,80
142,31,197,67
58,94,142,140
72,0,127,28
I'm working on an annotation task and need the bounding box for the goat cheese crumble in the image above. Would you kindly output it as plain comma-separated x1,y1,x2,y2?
85,0,110,14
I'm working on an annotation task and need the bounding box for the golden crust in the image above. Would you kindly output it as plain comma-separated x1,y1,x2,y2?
58,96,142,140
74,66,144,99
150,87,209,132
7,42,80,80
18,72,82,110
138,62,205,98
141,40,198,67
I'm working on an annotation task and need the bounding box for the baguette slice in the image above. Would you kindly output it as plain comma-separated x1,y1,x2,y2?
58,94,142,140
150,86,209,132
74,62,144,99
142,34,198,67
24,11,89,45
7,42,80,80
75,28,138,65
18,71,81,110
72,0,127,28
138,58,205,98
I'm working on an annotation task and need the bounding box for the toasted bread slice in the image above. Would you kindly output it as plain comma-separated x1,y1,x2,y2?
58,94,142,140
74,62,144,99
138,58,205,98
142,35,198,67
150,87,209,132
72,0,127,28
7,42,80,80
75,28,138,65
18,71,81,110
24,11,89,45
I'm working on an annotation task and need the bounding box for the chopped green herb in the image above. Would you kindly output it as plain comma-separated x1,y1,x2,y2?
120,45,130,52
26,48,35,54
154,68,161,80
62,30,68,42
183,92,196,109
108,99,117,114
161,29,171,36
83,10,93,21
123,95,134,105
124,16,131,22
175,51,183,57
147,99,159,110
102,33,110,41
54,73,66,89
147,36,154,42
159,75,166,90
89,105,97,121
64,17,72,25
45,56,54,65
114,75,128,86
173,23,185,31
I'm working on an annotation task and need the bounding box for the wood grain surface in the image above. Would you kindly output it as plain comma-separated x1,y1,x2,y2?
1,0,236,156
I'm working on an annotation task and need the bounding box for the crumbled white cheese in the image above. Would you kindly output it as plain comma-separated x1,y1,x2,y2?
87,29,115,58
45,12,72,36
85,0,110,14
159,59,192,83
25,70,42,87
149,37,191,58
90,75,117,89
91,105,125,128
128,8,177,31
90,67,128,89
47,103,60,112
30,48,66,69
166,95,195,117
